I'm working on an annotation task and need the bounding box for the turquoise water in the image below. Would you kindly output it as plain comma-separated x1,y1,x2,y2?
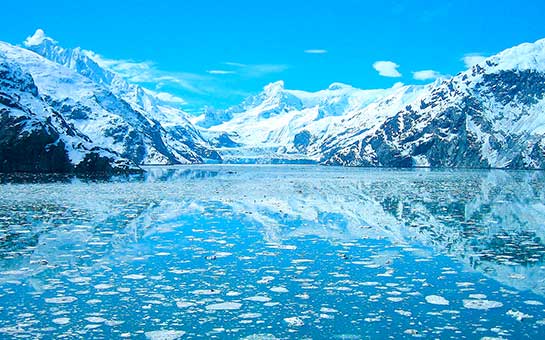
1,165,545,339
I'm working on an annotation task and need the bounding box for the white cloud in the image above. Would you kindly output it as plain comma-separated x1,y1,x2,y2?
207,70,236,75
85,51,209,94
412,70,444,81
224,62,289,77
24,28,56,47
304,49,328,54
373,61,402,78
153,91,187,104
462,54,487,68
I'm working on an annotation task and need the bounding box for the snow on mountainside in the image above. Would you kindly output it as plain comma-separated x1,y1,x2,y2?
197,38,545,169
0,52,140,173
194,80,418,163
326,38,545,169
22,29,220,164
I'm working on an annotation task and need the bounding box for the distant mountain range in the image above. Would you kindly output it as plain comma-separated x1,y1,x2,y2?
196,39,545,169
1,30,545,172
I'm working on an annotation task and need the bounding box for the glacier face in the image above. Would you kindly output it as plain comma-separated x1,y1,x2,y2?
196,39,545,169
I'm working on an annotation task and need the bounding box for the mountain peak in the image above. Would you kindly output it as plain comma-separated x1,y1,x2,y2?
24,29,57,47
263,80,285,95
479,37,545,73
327,82,352,91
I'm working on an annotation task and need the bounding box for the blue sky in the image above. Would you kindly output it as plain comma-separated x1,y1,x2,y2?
3,0,545,111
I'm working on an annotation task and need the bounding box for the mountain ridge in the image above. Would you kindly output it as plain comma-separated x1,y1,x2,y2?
1,32,545,171
195,37,545,169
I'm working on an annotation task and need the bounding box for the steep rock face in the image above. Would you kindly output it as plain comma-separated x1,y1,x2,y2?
23,29,220,164
0,55,140,173
325,53,545,169
318,39,545,169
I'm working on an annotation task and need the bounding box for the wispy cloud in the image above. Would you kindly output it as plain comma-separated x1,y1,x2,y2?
148,90,187,105
373,61,402,78
304,49,328,54
462,54,487,68
86,51,212,94
85,52,288,109
224,62,289,77
207,70,236,75
412,70,444,81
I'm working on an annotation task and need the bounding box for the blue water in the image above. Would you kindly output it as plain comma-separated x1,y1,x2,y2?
1,165,545,339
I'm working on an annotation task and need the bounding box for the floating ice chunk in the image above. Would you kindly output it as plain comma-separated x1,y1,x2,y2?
94,284,113,290
268,244,296,250
242,334,278,340
145,330,186,340
506,310,532,321
123,274,146,280
524,300,544,306
226,291,241,296
425,295,449,305
86,299,102,305
295,293,309,300
240,313,262,319
176,301,196,308
52,318,70,325
387,297,404,303
85,317,107,323
45,296,77,304
257,276,275,284
463,299,503,310
270,286,288,293
244,296,271,302
395,309,412,317
469,294,487,299
404,329,420,336
192,289,221,295
320,307,338,313
214,252,232,258
205,302,242,311
117,288,131,293
284,317,304,327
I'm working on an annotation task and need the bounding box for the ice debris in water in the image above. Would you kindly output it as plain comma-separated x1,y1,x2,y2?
425,295,449,305
507,310,533,321
145,330,186,340
284,316,304,327
463,299,503,310
205,302,242,311
45,296,77,304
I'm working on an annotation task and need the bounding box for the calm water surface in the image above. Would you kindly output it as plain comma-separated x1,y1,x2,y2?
1,165,545,339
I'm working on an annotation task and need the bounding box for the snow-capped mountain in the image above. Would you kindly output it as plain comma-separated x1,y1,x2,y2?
0,51,140,173
325,39,545,169
193,80,418,163
21,29,220,165
3,30,545,171
196,38,545,169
